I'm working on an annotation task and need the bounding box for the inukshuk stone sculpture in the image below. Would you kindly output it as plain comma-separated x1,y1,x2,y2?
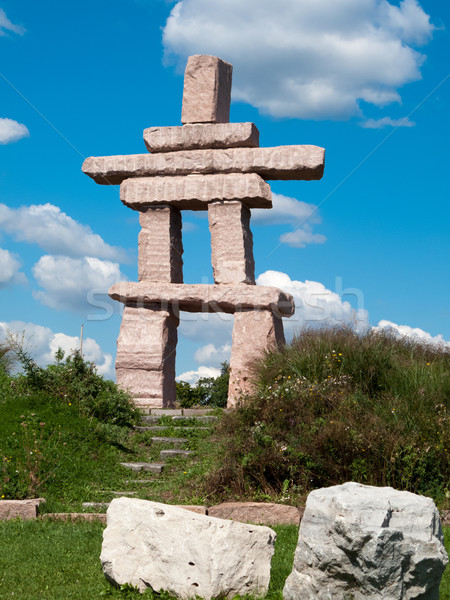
82,55,325,409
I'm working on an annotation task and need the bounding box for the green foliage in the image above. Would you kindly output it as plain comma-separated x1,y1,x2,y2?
177,362,229,408
14,345,139,427
207,327,450,502
0,340,15,375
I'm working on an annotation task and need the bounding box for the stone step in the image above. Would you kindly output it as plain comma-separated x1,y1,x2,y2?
135,426,210,433
140,415,217,425
172,415,218,423
160,449,193,459
151,436,188,445
120,462,165,473
139,408,216,416
125,479,157,484
82,502,110,509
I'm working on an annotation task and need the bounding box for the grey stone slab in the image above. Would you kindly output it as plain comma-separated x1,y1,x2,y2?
172,415,217,423
160,449,193,459
150,409,183,416
120,462,165,474
134,426,211,432
82,145,325,185
151,437,188,445
144,123,259,153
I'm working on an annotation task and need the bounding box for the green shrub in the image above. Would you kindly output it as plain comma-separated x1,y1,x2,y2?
14,346,139,427
177,362,229,408
207,327,450,503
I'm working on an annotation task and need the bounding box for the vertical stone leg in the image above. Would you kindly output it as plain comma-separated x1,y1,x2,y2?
208,201,255,284
228,309,285,407
138,206,183,282
116,304,179,409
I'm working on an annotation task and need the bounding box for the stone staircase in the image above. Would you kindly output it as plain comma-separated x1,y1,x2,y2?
119,408,218,476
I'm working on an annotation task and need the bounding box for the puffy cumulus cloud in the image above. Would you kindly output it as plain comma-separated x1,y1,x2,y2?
252,193,326,248
256,270,368,340
0,248,27,288
374,320,450,349
0,118,29,145
0,203,127,262
194,343,231,366
176,365,221,384
361,116,416,128
0,9,25,36
0,320,114,377
163,0,434,120
32,255,126,315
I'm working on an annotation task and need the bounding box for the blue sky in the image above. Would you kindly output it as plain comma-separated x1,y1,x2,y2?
0,0,449,381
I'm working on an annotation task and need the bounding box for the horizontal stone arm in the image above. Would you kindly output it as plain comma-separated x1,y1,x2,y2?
120,173,272,210
144,122,259,153
109,282,295,317
82,145,325,185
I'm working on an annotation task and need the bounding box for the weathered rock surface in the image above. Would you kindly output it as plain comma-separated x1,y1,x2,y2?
138,207,183,282
228,309,286,406
0,498,45,520
109,282,295,316
283,482,448,600
209,502,301,526
116,305,178,408
181,55,232,124
209,201,255,284
82,145,325,185
101,498,276,599
121,173,272,211
144,122,259,153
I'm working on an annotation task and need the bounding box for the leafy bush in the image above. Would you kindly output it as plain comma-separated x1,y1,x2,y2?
13,345,139,427
0,341,15,375
207,327,450,503
177,362,229,408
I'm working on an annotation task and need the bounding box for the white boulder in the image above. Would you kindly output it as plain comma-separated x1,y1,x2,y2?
284,482,448,600
101,498,276,599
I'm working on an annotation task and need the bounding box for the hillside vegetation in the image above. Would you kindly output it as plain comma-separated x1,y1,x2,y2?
206,327,450,505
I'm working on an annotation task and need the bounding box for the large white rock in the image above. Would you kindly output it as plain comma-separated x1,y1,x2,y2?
101,498,276,599
284,482,448,600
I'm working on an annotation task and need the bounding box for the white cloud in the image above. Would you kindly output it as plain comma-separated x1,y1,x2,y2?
32,255,126,315
256,270,369,339
0,9,25,36
163,0,434,120
374,320,450,349
179,310,233,345
252,193,326,248
361,116,416,128
0,203,127,261
280,226,327,249
0,248,26,288
0,320,114,377
0,118,29,145
194,343,231,366
176,365,221,384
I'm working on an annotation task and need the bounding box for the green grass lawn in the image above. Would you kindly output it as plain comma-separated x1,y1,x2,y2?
0,520,448,600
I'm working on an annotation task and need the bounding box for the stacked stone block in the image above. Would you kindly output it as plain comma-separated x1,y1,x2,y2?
83,54,325,408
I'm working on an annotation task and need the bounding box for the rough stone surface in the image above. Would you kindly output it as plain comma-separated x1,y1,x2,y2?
208,503,301,526
144,122,259,153
283,482,448,600
138,207,183,282
109,282,295,317
82,145,325,185
119,462,164,473
121,173,272,211
175,505,207,515
209,201,255,284
0,498,45,520
181,55,232,124
228,310,286,406
116,305,178,408
101,498,276,599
